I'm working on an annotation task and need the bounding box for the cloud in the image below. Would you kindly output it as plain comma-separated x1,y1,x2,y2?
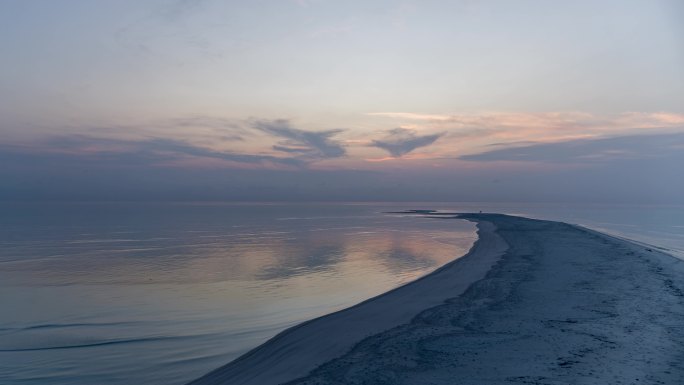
369,111,684,127
1,135,303,169
365,111,684,161
460,132,684,163
371,128,444,157
3,134,683,204
271,145,313,154
170,115,245,133
141,138,304,166
369,111,684,139
368,112,454,121
85,115,249,146
114,0,229,63
251,119,346,159
2,116,349,172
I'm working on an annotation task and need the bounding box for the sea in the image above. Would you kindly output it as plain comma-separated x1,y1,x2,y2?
1,202,682,385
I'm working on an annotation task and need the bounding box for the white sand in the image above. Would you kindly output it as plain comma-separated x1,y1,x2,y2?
189,214,684,385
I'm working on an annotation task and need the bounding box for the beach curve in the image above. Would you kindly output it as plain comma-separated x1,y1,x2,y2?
189,213,684,385
188,217,507,385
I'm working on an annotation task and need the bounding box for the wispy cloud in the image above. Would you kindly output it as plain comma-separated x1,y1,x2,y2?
460,133,684,163
2,135,303,169
114,0,228,63
6,111,683,174
370,128,444,157
368,112,454,121
82,116,249,147
141,138,303,166
251,119,346,160
4,116,351,170
368,111,684,132
368,111,684,158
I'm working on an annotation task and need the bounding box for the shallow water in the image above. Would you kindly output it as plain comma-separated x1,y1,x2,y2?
0,203,476,385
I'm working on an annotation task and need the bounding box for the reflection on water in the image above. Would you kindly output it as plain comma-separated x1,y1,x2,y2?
0,203,476,385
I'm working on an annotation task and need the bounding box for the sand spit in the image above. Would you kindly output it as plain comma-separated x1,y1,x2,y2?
189,214,684,385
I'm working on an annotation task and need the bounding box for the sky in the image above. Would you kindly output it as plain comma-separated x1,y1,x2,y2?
1,0,683,202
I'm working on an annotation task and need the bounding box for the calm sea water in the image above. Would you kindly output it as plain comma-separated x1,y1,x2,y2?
0,203,477,385
1,202,682,385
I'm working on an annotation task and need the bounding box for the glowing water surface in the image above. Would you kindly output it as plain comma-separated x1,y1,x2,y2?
0,203,477,385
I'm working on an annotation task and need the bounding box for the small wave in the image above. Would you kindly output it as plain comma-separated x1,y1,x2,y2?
22,321,140,331
0,321,143,337
66,239,139,244
309,226,368,232
0,334,198,352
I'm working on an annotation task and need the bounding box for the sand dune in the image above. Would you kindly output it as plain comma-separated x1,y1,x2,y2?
189,214,684,385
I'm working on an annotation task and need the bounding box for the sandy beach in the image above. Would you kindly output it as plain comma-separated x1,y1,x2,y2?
189,214,684,385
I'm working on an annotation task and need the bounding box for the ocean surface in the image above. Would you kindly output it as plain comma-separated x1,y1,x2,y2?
1,202,682,385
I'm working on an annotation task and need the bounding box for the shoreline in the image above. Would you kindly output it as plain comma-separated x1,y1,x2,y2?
188,214,684,384
188,216,507,385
